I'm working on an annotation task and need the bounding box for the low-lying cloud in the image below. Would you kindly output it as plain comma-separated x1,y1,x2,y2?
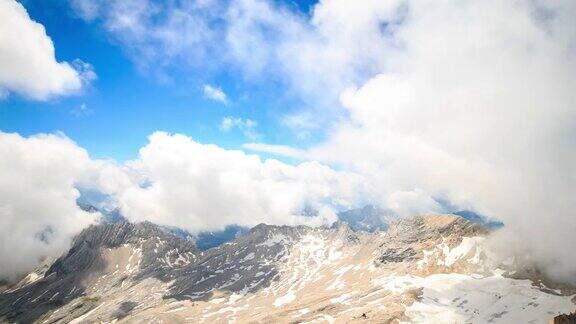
0,131,365,280
115,132,364,231
262,0,576,282
0,133,97,281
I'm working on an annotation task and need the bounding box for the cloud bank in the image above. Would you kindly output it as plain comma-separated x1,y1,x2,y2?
0,0,95,100
325,0,576,282
114,132,364,232
0,133,97,281
0,131,364,280
303,0,576,282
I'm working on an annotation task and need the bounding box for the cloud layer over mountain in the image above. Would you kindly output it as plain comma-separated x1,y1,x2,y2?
70,0,576,282
272,0,576,282
0,133,96,280
303,0,576,282
114,132,364,231
0,132,365,280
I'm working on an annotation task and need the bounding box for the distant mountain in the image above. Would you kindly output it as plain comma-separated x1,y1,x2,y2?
434,198,505,229
2,214,572,323
158,225,195,241
77,201,248,250
192,224,250,250
77,201,125,224
336,204,392,232
454,210,504,229
336,204,504,232
159,224,250,250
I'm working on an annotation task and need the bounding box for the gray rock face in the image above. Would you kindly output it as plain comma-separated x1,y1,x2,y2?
51,221,200,277
0,221,315,322
166,224,307,300
376,214,487,265
0,221,199,323
337,205,393,232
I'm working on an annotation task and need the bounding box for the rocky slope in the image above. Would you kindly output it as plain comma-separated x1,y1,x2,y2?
0,214,574,323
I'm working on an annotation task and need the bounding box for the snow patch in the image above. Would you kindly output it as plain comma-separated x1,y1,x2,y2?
258,234,290,247
243,252,255,261
273,290,296,307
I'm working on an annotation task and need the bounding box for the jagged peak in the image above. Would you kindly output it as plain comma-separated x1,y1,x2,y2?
393,213,485,229
249,223,309,235
72,220,196,250
328,220,350,231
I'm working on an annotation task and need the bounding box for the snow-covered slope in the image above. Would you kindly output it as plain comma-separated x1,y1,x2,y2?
0,215,573,323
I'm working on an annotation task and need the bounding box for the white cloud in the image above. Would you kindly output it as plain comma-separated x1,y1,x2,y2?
0,0,95,100
112,132,365,232
202,84,228,105
220,116,259,140
0,131,134,281
67,0,386,121
0,132,97,280
0,131,366,279
281,112,319,139
243,142,307,160
303,0,576,282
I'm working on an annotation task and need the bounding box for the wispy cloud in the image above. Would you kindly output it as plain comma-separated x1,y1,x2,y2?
220,116,258,140
242,143,307,160
71,103,93,117
202,84,228,105
67,0,380,122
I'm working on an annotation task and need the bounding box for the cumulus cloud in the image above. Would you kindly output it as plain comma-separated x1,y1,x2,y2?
303,0,576,282
0,133,97,280
202,84,228,105
112,132,364,232
0,0,95,100
0,131,366,279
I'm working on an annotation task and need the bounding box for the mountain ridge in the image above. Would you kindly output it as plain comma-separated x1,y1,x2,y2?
1,214,573,323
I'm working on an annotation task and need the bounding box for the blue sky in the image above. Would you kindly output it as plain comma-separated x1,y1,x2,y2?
1,0,320,161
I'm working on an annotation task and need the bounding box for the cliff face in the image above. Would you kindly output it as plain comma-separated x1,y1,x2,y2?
0,214,574,323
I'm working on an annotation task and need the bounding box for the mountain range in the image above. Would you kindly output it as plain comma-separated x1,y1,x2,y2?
1,213,574,323
78,200,503,249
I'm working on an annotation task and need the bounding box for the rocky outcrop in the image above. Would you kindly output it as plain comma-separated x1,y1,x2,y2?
551,310,576,324
0,221,199,323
